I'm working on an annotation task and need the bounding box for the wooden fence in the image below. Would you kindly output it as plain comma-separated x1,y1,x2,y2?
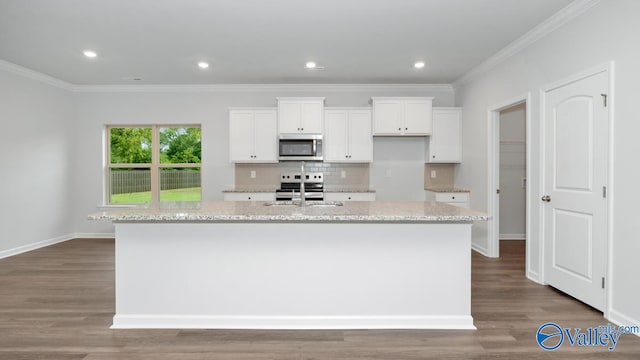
110,169,201,194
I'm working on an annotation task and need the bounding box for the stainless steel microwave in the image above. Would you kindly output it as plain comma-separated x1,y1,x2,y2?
278,134,323,161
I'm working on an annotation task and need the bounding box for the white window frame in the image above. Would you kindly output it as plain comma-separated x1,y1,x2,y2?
106,124,202,204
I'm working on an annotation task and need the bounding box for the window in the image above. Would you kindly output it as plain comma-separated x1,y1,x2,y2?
107,125,201,204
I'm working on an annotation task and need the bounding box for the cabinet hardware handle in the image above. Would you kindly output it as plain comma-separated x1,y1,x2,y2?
541,195,551,202
301,128,304,131
405,127,408,130
248,197,251,200
433,155,436,158
398,127,401,130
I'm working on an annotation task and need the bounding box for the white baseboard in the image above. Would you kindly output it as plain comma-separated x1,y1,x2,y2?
74,232,115,239
471,243,490,257
0,233,75,259
608,309,640,338
499,233,526,240
112,314,476,330
526,270,544,285
0,233,116,259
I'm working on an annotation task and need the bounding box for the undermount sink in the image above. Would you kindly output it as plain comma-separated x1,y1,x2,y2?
264,201,343,207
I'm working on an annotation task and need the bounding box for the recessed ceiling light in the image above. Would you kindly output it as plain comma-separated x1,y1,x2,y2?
83,50,97,58
198,62,209,69
304,61,325,71
414,61,425,69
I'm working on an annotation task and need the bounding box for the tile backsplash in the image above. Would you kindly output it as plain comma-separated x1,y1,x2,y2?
424,164,455,188
235,163,370,191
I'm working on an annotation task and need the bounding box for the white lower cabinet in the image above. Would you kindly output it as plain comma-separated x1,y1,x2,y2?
424,191,469,208
324,192,376,201
223,192,275,201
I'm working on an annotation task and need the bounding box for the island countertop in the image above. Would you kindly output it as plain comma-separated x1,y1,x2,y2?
89,200,489,223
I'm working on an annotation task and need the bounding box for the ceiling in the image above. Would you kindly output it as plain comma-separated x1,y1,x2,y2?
0,0,574,85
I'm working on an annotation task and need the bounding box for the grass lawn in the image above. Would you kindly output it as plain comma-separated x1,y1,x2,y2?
111,187,201,204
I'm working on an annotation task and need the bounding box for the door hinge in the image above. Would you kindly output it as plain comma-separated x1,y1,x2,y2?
603,186,607,198
602,277,605,289
496,189,500,194
601,93,608,107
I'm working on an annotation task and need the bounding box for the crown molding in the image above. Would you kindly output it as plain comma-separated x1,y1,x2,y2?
453,0,601,87
0,59,73,91
71,83,454,93
1,58,453,94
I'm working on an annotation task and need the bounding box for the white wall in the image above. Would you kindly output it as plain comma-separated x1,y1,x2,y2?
0,67,75,256
499,104,526,239
455,0,640,327
73,87,454,234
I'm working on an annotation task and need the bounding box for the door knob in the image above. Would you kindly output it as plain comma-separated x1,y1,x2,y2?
541,195,551,202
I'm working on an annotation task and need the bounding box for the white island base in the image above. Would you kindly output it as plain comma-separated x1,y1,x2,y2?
112,222,475,330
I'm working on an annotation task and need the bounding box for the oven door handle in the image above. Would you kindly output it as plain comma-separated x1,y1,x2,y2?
312,139,317,155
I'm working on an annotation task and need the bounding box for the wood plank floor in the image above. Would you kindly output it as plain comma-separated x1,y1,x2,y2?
0,239,638,359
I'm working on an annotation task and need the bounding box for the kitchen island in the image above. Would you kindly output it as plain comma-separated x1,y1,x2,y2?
90,201,488,330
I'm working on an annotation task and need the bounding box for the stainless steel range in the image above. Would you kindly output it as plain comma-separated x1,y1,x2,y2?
275,173,324,201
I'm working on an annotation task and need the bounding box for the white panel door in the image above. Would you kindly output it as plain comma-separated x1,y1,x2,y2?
429,108,462,163
404,99,432,135
324,110,348,162
229,111,254,162
348,110,372,162
278,101,300,134
373,100,402,135
543,70,608,311
300,101,323,134
253,110,278,162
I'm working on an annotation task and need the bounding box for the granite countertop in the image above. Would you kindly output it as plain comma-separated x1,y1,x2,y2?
424,186,470,193
223,189,375,193
323,189,376,193
89,201,488,223
222,189,276,193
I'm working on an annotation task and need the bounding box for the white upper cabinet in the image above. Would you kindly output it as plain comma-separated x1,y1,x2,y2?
426,107,462,163
229,108,278,163
277,97,324,134
371,97,433,136
324,107,372,163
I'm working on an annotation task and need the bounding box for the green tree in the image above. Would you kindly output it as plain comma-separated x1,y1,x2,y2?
109,128,152,163
160,127,201,164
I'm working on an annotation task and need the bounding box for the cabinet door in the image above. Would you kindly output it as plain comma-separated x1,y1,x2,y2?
253,110,278,162
347,110,372,162
278,101,300,134
229,111,255,162
300,101,323,133
429,109,461,163
373,100,403,135
324,110,349,162
404,99,432,135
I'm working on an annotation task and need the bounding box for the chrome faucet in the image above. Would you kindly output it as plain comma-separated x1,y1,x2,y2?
300,161,306,207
